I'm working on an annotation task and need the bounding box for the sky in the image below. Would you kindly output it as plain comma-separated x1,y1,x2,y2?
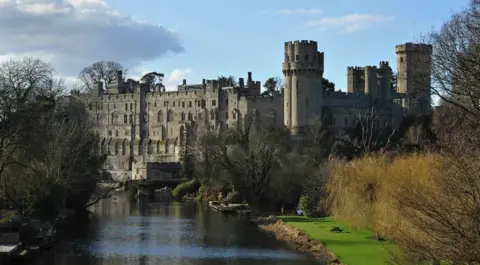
0,0,472,91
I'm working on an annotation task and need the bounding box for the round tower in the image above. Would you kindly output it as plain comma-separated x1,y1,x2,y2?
282,40,324,135
395,43,433,115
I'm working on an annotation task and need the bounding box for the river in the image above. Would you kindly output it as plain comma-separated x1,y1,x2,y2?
28,192,317,265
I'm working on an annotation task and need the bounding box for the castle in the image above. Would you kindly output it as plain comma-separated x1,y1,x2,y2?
78,40,433,181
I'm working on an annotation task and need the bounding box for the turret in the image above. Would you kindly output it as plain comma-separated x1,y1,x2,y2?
282,40,324,135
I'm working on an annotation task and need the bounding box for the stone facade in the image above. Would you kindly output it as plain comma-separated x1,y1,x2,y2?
76,40,432,181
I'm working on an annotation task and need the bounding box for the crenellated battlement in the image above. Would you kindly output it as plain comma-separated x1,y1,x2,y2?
347,66,365,71
395,43,433,53
285,40,318,48
379,61,390,69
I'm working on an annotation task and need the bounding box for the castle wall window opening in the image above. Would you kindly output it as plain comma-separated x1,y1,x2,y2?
189,101,192,108
295,55,299,61
212,100,216,106
130,103,133,110
173,102,176,107
182,102,185,108
125,103,127,110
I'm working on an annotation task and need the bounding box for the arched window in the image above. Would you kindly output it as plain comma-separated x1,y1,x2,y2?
157,110,163,123
188,112,193,121
167,110,174,122
123,114,127,124
181,112,186,121
129,114,133,123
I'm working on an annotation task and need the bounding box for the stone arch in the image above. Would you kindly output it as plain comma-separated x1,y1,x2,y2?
157,110,164,123
167,110,174,122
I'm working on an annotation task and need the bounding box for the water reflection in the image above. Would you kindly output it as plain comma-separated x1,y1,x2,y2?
31,192,317,265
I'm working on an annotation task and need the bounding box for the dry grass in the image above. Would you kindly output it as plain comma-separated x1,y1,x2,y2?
326,153,480,263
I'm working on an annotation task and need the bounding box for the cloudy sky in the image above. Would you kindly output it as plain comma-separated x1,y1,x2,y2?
0,0,471,90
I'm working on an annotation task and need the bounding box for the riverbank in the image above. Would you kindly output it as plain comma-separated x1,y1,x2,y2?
253,216,396,265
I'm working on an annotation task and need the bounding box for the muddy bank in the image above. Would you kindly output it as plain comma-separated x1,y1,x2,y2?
253,216,344,265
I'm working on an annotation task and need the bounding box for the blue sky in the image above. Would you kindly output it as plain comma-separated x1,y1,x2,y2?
109,0,471,90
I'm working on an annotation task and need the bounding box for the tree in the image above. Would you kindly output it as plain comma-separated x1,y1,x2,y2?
217,75,237,87
322,77,335,91
423,2,480,117
78,61,125,92
331,108,396,159
262,77,283,97
140,72,164,91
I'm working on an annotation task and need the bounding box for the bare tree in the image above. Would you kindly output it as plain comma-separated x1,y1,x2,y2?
78,61,126,92
423,2,480,116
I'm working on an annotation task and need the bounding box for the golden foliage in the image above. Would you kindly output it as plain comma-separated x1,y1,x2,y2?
326,153,480,263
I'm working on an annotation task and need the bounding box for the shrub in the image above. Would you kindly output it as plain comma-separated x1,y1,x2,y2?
172,179,200,200
225,190,243,204
299,194,318,217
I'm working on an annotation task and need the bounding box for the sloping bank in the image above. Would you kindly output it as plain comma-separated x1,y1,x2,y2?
252,216,344,265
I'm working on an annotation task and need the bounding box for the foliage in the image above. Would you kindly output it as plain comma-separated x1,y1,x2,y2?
298,194,318,217
140,71,164,91
0,58,108,221
322,78,335,91
262,77,283,97
172,179,200,200
216,75,237,87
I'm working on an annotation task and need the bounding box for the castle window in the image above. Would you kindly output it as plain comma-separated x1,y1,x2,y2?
212,100,216,106
304,55,308,61
154,102,156,107
400,57,404,63
112,113,118,124
202,100,206,108
113,103,116,109
129,114,133,123
115,130,118,137
188,112,193,121
108,130,112,136
189,101,192,108
285,54,289,61
123,114,127,124
157,110,164,123
182,102,185,108
181,112,186,121
173,102,176,107
167,110,174,122
125,103,128,110
130,103,133,110
232,111,236,119
295,55,299,61
164,101,169,107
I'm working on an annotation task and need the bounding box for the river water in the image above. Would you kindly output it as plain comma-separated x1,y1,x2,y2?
29,192,317,265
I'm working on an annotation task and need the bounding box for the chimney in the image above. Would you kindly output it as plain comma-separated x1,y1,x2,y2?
182,79,187,85
247,72,252,81
239,78,244,89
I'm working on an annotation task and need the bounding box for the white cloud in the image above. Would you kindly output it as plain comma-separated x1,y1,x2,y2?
277,8,322,15
131,67,194,91
306,13,393,33
0,0,184,76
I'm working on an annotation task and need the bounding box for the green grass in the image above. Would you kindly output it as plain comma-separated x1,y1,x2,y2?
278,216,397,265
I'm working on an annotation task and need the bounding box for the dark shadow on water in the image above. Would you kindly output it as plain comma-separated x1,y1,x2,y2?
28,192,319,265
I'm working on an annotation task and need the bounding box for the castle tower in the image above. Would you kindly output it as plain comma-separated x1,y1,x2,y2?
395,43,433,115
347,67,365,93
283,40,324,135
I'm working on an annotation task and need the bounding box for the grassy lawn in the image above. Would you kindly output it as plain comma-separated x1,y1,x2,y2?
278,216,397,265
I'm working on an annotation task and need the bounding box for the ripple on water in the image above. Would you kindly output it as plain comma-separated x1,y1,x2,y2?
73,242,305,260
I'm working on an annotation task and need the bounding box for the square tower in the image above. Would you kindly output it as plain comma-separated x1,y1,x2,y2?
395,43,433,115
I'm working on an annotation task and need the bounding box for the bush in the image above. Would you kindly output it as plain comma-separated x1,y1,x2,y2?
299,194,318,217
172,179,200,200
225,190,243,204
